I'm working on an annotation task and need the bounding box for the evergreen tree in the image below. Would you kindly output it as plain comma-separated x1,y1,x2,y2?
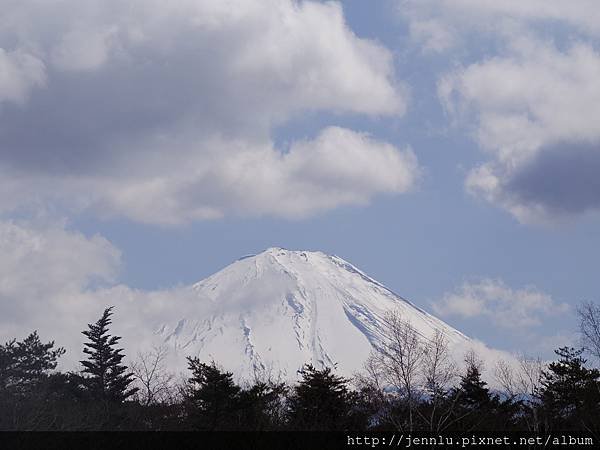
539,347,600,432
445,360,518,431
81,307,137,402
0,331,65,394
238,381,287,430
458,364,493,410
287,364,365,430
185,358,241,430
0,332,67,430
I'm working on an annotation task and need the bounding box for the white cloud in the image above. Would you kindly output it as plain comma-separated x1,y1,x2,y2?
440,42,600,157
0,49,46,104
0,220,201,369
0,220,119,298
0,220,120,341
440,41,600,222
0,221,523,381
397,0,600,223
0,0,415,224
51,27,117,72
400,0,600,52
408,19,456,53
105,127,419,224
0,127,419,225
433,279,569,329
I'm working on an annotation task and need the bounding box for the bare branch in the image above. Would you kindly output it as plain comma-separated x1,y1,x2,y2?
577,301,600,362
130,345,176,406
422,329,456,397
494,359,517,399
366,310,427,432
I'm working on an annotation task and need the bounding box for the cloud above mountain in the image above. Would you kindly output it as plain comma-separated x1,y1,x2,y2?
433,278,569,329
399,0,600,223
0,0,416,224
0,220,119,341
0,219,201,368
441,41,600,223
0,220,520,380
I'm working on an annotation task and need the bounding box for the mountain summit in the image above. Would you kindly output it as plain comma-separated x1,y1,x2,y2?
156,248,471,379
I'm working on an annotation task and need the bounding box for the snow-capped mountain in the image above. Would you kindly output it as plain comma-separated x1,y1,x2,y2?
155,248,471,380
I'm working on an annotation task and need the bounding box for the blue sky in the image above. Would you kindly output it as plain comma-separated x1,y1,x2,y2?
1,0,599,359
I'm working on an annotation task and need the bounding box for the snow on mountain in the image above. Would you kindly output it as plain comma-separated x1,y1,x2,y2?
154,248,473,380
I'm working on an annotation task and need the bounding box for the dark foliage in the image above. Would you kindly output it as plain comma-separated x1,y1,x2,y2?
0,332,66,430
287,365,369,430
444,362,520,432
80,307,138,403
237,380,287,430
183,358,288,431
538,347,600,434
184,358,242,430
0,331,65,395
1,315,599,432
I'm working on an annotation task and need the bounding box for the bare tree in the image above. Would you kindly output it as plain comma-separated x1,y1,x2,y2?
517,355,544,399
495,354,544,400
494,354,545,432
420,329,457,433
423,330,456,396
463,349,484,375
518,355,545,432
494,359,517,399
357,355,386,397
355,353,392,427
130,346,176,406
368,310,425,432
577,301,600,362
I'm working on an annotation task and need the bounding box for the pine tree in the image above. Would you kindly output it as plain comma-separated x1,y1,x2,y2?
539,347,600,432
0,331,65,394
445,359,519,431
287,364,363,430
0,332,67,430
238,381,287,430
459,364,492,409
81,307,137,402
185,358,241,430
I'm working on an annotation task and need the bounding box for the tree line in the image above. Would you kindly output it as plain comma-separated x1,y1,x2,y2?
1,303,599,434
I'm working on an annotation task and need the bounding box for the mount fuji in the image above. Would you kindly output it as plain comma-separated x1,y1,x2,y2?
152,248,473,380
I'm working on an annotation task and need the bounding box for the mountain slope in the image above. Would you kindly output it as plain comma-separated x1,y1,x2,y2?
155,248,471,380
